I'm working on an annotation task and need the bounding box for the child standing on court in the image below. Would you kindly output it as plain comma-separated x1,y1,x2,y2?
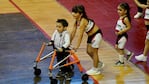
47,19,72,80
115,2,133,66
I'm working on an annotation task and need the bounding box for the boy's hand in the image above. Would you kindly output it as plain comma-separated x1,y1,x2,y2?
57,48,63,52
46,41,52,46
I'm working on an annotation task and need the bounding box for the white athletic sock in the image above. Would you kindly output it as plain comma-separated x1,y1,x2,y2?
124,49,131,55
119,55,124,62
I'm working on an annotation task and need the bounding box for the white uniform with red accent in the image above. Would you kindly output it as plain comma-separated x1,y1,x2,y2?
115,18,127,49
115,18,126,32
85,20,102,48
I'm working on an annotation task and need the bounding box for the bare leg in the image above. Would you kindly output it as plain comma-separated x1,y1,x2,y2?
87,44,93,59
143,39,149,56
87,44,99,68
92,48,99,68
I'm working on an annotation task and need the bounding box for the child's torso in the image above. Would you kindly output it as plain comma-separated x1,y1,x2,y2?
115,17,126,32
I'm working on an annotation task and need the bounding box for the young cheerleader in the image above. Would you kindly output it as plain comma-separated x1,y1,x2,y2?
135,0,149,62
115,2,133,66
70,4,104,75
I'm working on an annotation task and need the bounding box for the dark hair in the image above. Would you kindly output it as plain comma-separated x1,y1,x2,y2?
56,19,68,27
119,2,131,22
72,4,88,19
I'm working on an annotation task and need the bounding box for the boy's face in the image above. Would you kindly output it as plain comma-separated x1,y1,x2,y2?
56,22,64,33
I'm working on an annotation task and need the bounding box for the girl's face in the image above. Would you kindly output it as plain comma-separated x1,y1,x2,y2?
72,12,82,20
56,22,64,33
117,5,126,16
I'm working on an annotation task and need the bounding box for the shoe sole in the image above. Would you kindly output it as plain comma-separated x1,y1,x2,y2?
135,56,147,62
114,64,124,67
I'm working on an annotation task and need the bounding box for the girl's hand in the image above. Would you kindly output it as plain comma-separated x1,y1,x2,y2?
141,4,149,9
72,47,78,52
115,31,122,35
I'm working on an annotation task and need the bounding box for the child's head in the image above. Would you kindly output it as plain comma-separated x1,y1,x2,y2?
71,4,88,19
117,2,131,21
56,19,68,33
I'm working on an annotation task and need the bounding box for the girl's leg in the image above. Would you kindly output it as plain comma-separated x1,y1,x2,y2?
86,33,102,75
115,36,127,66
86,44,93,59
136,39,149,62
135,24,149,61
86,44,101,75
143,39,149,56
144,22,149,56
118,49,125,62
124,49,134,61
87,44,99,67
91,47,99,67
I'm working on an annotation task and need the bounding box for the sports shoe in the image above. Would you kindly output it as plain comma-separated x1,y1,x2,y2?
86,68,101,75
115,61,124,66
135,54,147,62
126,52,134,61
134,12,143,19
98,61,104,70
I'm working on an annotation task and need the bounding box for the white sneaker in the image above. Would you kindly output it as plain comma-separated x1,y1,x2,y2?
135,54,147,62
86,68,101,75
98,61,104,70
134,12,143,19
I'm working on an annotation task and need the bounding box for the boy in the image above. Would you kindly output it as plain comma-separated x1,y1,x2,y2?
47,19,72,80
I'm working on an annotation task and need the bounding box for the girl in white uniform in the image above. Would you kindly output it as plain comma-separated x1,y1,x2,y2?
71,5,104,75
135,0,149,62
115,2,133,66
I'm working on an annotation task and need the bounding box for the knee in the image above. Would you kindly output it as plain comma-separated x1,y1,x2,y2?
87,50,92,55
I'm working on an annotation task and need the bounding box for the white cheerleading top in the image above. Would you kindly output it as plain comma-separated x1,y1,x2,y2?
115,17,126,32
85,20,94,33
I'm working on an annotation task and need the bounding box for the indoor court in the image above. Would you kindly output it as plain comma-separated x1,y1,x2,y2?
0,0,149,84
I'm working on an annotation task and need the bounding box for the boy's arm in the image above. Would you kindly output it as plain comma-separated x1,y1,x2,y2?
46,30,56,46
